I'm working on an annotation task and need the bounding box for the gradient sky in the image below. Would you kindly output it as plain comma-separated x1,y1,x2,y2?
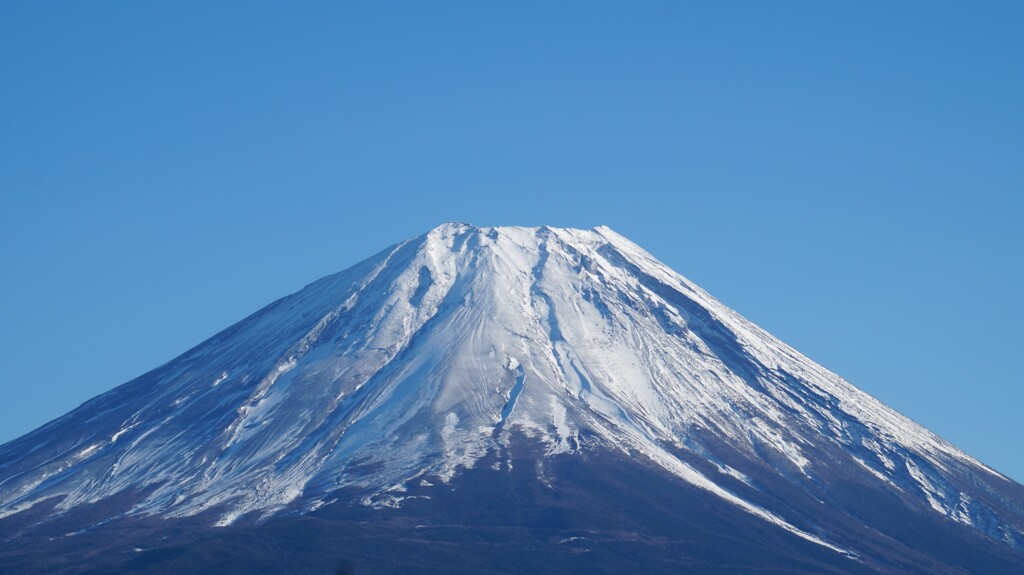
1,2,1022,481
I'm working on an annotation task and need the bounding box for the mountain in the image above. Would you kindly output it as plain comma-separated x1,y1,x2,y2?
1,223,1022,574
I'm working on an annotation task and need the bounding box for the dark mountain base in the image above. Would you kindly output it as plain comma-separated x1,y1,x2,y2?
2,447,1022,575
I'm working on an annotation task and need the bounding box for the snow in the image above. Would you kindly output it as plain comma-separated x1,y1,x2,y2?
0,222,1020,554
110,423,140,443
906,458,947,514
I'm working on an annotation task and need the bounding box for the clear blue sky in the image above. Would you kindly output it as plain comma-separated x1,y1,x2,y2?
1,2,1021,481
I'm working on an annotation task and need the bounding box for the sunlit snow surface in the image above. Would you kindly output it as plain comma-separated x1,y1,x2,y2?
1,223,1021,553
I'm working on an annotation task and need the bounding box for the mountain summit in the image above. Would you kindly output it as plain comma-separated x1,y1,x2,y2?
2,223,1023,574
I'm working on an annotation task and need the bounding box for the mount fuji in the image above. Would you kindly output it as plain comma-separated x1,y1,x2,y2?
1,223,1022,574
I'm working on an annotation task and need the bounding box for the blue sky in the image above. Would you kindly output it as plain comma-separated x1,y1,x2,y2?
1,2,1022,480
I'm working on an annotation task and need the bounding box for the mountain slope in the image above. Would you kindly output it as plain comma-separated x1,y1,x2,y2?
1,223,1022,573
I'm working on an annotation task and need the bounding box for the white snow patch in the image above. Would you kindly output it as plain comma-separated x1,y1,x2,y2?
906,459,946,515
111,423,141,443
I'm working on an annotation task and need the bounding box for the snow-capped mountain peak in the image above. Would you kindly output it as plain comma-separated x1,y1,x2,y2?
1,223,1021,558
